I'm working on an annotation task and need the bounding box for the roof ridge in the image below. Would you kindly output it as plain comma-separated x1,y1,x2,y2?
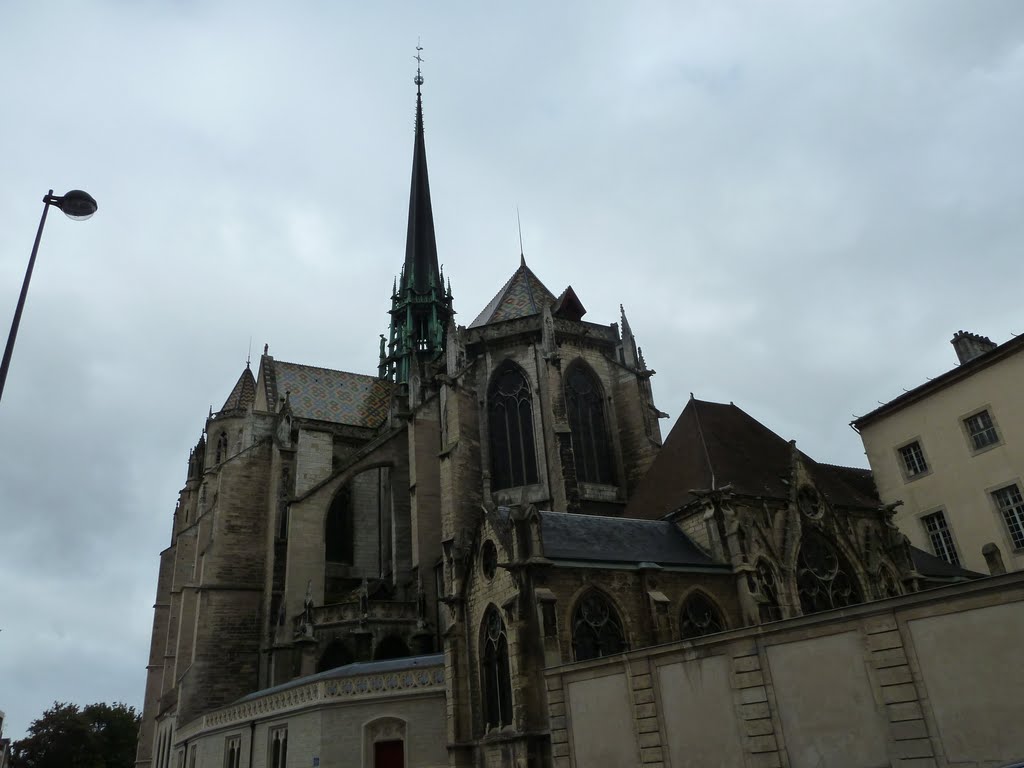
541,509,666,524
275,359,382,381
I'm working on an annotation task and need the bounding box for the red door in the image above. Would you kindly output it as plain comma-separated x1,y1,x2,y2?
374,740,404,768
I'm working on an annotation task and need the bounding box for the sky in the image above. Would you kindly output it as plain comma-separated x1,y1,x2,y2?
1,0,1023,743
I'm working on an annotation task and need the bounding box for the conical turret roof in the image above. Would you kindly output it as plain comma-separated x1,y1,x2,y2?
469,259,557,328
219,364,256,413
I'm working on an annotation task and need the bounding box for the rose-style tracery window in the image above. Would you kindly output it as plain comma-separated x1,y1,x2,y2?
488,363,539,491
565,362,614,484
571,590,627,661
679,592,726,639
481,607,513,730
797,527,863,614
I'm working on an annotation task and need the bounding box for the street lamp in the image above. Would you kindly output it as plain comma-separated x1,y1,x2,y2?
0,189,98,403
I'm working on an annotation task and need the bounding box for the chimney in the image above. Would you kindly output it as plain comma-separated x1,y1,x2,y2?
951,330,996,365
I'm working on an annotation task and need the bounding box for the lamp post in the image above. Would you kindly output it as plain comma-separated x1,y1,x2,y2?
0,189,98,404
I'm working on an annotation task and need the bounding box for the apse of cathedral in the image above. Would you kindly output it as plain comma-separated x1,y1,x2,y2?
137,70,976,768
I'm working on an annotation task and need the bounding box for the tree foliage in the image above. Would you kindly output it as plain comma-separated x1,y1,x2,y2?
11,702,140,768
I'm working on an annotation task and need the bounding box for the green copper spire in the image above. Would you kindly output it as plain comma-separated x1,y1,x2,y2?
384,49,453,389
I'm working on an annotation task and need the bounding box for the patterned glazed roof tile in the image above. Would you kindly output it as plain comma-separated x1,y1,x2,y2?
219,365,257,413
469,261,557,328
274,361,391,428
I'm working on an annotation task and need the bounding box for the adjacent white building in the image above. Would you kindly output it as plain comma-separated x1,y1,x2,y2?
853,330,1024,575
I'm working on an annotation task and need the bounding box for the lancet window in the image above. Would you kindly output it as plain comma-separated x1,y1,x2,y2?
481,607,513,730
325,485,354,564
679,592,726,639
565,362,614,484
268,727,288,768
488,363,538,490
215,430,228,463
571,590,627,661
797,527,863,614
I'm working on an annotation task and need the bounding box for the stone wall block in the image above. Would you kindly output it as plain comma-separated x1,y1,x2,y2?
867,629,904,652
890,719,929,741
882,683,919,705
891,738,934,760
870,647,909,669
887,701,924,722
733,654,761,673
741,702,771,720
733,670,765,689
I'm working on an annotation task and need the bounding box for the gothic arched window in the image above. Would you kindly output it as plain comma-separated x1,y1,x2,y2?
488,363,538,491
797,527,864,615
481,607,513,730
565,362,614,484
679,592,726,639
571,590,627,661
325,485,353,564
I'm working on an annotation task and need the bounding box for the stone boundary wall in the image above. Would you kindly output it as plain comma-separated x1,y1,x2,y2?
545,572,1024,768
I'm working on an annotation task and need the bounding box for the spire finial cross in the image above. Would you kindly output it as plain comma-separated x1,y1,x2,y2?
414,40,424,91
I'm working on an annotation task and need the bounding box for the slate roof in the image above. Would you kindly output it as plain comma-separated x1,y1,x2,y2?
219,365,256,413
469,259,557,328
626,399,879,520
538,510,727,569
910,546,984,581
265,358,392,428
235,653,444,702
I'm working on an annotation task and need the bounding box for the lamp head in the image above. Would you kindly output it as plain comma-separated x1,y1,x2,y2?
54,190,98,221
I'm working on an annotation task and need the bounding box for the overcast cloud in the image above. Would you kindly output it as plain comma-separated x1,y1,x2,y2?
1,0,1022,741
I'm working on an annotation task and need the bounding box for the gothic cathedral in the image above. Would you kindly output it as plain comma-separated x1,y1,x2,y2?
136,75,970,768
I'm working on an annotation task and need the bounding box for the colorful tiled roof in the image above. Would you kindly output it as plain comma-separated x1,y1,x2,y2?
268,359,392,428
469,260,557,328
219,365,256,413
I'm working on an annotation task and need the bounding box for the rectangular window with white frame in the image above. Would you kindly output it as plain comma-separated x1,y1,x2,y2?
921,510,960,565
964,409,1000,452
898,440,929,479
992,484,1024,550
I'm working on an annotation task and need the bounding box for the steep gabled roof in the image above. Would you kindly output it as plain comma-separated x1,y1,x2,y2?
626,399,879,520
219,365,256,413
469,259,557,328
551,285,586,321
262,357,392,428
538,510,725,569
